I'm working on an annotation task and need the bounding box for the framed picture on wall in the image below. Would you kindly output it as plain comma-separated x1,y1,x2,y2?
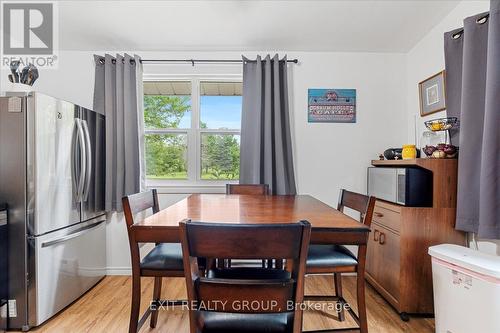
308,89,356,123
419,70,446,116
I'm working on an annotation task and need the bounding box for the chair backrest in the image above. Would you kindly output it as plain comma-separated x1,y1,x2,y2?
180,220,311,333
122,189,160,228
122,190,160,274
337,189,376,227
226,184,269,195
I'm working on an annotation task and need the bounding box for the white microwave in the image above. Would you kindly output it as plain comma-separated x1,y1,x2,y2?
367,167,433,207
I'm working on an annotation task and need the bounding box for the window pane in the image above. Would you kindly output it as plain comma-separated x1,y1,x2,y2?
144,81,191,129
145,133,187,180
201,134,240,180
200,81,242,129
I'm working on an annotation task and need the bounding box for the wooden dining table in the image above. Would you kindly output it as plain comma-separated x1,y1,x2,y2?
131,193,371,333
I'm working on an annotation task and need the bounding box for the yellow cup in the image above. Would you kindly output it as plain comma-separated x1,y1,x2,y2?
402,144,417,160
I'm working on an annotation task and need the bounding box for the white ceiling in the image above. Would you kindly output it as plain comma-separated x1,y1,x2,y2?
58,0,463,53
144,81,242,95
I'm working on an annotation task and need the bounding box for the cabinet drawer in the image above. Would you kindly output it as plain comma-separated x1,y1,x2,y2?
373,201,401,233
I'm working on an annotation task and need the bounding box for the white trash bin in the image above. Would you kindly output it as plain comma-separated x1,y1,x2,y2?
428,244,500,333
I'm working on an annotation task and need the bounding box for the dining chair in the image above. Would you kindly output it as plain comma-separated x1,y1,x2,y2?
226,183,270,195
122,189,185,333
224,183,270,269
180,220,311,333
306,189,375,329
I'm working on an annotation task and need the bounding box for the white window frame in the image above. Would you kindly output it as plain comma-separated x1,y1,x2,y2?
143,74,243,191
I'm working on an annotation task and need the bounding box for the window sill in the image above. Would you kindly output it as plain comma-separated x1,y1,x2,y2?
147,182,236,194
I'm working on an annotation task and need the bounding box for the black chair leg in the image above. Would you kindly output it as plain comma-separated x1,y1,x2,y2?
334,273,345,322
150,277,162,328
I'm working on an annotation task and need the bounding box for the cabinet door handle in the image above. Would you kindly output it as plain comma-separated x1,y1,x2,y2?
374,212,384,218
379,232,386,245
373,229,379,242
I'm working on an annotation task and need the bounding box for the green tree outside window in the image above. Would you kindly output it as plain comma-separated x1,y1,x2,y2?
144,95,240,180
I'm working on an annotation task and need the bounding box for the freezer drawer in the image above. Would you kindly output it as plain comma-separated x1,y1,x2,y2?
32,217,106,326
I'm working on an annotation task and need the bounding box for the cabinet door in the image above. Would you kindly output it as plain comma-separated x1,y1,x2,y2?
366,222,401,302
366,223,381,280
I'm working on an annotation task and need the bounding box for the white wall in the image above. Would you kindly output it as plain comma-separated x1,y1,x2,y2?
291,52,406,203
405,0,500,255
1,49,407,272
0,51,96,108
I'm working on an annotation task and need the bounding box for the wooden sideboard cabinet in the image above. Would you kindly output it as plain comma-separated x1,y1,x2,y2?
365,158,466,320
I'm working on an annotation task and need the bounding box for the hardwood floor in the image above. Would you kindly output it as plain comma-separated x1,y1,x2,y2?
26,275,434,333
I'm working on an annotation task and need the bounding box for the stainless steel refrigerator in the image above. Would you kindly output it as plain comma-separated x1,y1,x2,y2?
0,204,7,333
0,92,106,330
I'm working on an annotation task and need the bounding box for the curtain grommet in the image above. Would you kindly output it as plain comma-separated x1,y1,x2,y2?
476,14,488,25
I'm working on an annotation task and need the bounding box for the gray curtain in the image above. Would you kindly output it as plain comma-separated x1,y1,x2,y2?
444,28,464,146
240,54,296,195
446,0,500,238
93,54,143,211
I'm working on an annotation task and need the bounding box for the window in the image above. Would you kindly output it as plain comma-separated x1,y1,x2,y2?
143,79,242,186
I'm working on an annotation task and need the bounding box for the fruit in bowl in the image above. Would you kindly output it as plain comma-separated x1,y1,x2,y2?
443,145,457,156
423,145,436,157
423,144,458,158
431,123,443,131
432,150,446,158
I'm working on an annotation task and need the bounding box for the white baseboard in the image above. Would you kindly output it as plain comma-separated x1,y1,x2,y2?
106,267,132,275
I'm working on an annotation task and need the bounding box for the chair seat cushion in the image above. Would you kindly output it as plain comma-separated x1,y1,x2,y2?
198,311,294,333
207,267,291,280
140,243,183,271
306,244,358,268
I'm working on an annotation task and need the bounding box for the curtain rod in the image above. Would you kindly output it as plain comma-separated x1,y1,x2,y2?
140,59,299,65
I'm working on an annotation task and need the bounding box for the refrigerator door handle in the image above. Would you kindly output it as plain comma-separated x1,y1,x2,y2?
71,119,80,201
73,119,86,202
81,120,92,201
40,220,105,248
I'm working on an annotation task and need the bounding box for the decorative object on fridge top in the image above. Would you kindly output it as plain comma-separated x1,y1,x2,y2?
9,60,20,83
7,61,39,86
